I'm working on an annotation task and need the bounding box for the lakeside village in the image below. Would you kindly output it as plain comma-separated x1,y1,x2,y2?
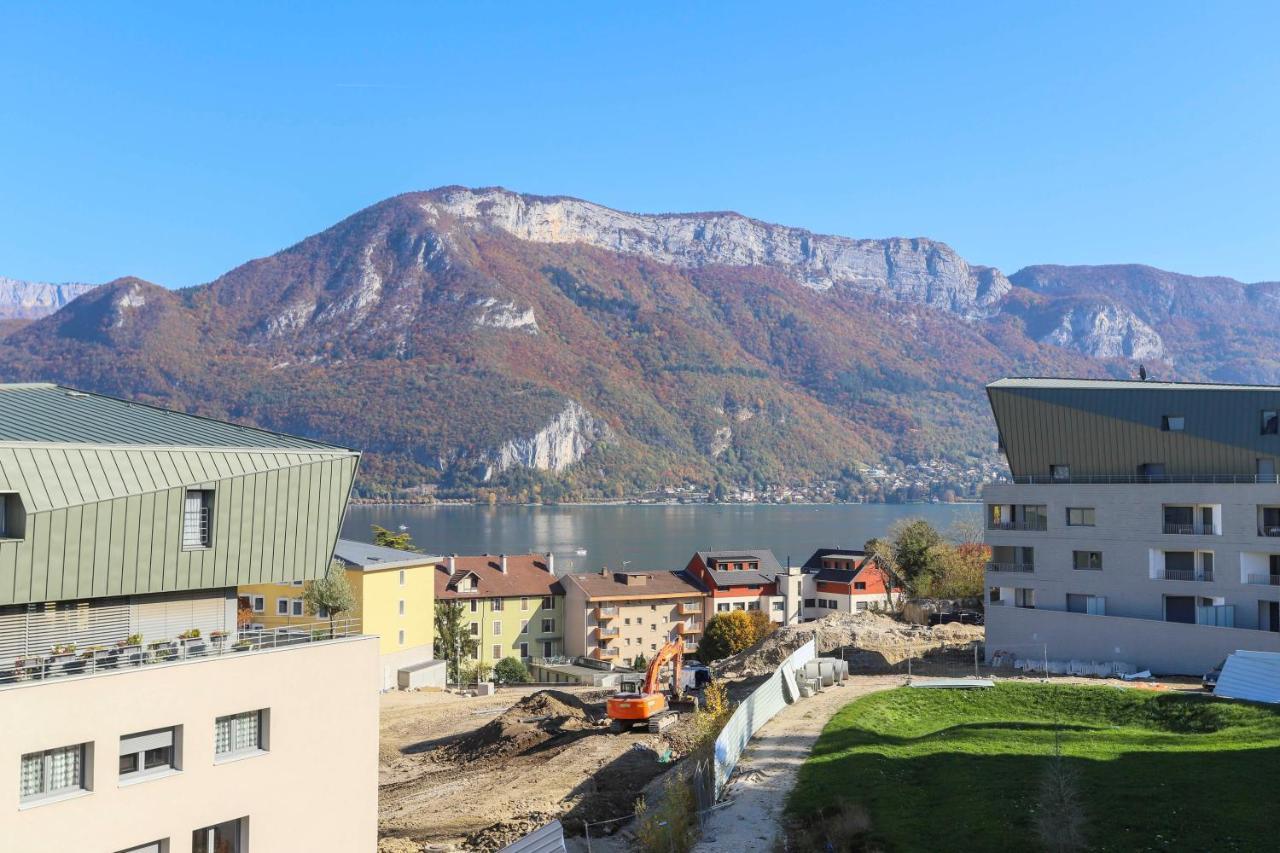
6,378,1280,853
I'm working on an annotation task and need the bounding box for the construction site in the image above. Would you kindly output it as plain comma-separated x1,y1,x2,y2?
376,611,984,852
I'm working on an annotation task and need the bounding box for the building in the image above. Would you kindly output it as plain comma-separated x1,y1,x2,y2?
434,553,564,666
0,383,377,852
798,548,896,619
984,377,1280,674
684,550,787,623
241,538,443,689
560,569,706,664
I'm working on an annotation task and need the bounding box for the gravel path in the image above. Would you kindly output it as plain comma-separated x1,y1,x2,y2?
690,675,902,852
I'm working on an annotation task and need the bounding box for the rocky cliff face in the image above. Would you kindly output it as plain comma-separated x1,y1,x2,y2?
422,187,1011,318
466,400,616,480
1036,302,1167,361
0,277,96,320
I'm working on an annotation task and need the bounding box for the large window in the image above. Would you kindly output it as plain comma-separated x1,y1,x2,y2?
541,596,553,609
1072,551,1103,571
193,818,244,853
182,490,214,549
0,492,25,539
1161,415,1185,432
120,727,178,782
214,711,266,760
1067,594,1106,615
491,598,504,612
20,743,89,804
1264,410,1279,435
1066,507,1095,527
541,618,555,633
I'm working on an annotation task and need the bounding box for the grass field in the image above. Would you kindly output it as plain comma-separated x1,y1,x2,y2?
787,683,1280,852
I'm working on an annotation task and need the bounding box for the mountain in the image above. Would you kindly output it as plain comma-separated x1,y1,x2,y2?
0,188,1272,501
0,276,97,320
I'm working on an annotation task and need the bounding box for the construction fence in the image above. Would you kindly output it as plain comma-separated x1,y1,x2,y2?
712,637,816,797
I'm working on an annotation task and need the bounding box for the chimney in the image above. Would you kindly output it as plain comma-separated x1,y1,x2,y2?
546,552,556,576
448,554,457,572
500,554,508,574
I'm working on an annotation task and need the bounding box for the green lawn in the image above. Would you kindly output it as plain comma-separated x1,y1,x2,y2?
788,683,1280,852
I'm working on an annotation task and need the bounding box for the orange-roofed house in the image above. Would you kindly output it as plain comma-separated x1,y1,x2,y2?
559,569,707,665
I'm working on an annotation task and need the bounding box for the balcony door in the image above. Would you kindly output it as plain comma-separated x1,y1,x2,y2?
193,818,244,853
1164,595,1195,624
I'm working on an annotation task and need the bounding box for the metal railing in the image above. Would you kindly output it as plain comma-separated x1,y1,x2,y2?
678,601,703,614
595,646,619,658
596,625,620,638
595,606,618,619
0,619,362,689
1258,526,1280,538
1154,569,1214,582
1246,573,1280,586
1013,474,1280,485
987,562,1035,573
986,520,1048,531
1162,523,1218,535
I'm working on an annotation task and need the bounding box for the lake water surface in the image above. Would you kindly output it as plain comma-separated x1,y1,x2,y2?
342,503,980,573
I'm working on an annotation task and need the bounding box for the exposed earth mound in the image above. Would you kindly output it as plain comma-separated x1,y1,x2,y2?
440,690,602,764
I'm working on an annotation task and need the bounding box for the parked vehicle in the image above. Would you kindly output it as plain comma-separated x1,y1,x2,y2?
1203,659,1227,691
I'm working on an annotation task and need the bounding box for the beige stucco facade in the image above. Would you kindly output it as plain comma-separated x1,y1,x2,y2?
0,634,379,852
562,573,703,665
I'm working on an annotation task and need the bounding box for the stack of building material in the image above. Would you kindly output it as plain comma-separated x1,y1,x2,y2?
1214,650,1280,704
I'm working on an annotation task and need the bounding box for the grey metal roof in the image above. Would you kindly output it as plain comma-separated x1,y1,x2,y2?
696,549,783,585
333,538,439,571
1213,650,1280,704
0,383,343,450
801,547,867,569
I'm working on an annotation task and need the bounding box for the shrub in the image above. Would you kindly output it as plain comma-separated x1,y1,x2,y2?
634,772,698,853
698,610,773,661
461,661,494,684
493,656,532,684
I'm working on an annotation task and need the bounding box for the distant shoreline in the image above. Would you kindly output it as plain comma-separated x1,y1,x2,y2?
346,498,984,508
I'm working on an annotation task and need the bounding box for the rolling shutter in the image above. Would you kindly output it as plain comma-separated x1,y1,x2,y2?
0,598,131,664
134,591,228,643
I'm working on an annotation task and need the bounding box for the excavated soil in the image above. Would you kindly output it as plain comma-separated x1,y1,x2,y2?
439,690,603,764
712,611,984,678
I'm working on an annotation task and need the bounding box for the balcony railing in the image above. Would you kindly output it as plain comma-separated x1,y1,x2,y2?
0,619,362,689
987,562,1035,573
1162,523,1217,535
1154,569,1214,582
595,606,618,620
1246,573,1280,586
678,601,702,615
594,646,619,658
596,625,620,638
987,521,1047,532
1013,474,1280,485
682,643,698,654
675,621,700,635
1259,525,1280,538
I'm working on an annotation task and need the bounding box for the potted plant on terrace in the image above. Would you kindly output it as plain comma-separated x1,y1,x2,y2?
118,634,143,666
209,629,228,651
49,643,76,673
148,639,177,662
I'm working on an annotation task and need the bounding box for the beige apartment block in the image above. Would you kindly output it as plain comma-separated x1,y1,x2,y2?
561,569,706,665
0,632,379,852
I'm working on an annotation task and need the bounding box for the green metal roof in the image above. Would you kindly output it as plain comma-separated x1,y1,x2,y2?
0,384,343,450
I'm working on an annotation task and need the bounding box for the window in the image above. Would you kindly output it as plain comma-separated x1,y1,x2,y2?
469,622,479,636
119,727,178,782
1161,415,1184,432
733,602,745,611
1072,551,1103,571
1139,463,1167,479
541,618,555,633
747,601,760,611
398,600,406,616
492,644,502,659
854,582,866,590
543,640,554,657
717,603,730,612
650,643,657,651
988,587,1001,604
520,619,529,634
399,570,406,586
855,601,868,611
459,576,476,592
182,490,213,549
521,597,529,611
771,600,784,611
214,711,266,760
650,604,657,611
1264,411,1279,435
290,599,303,617
290,580,304,587
469,600,478,613
1260,458,1277,481
1067,594,1106,615
492,598,504,612
803,598,816,608
251,595,264,613
493,621,502,636
193,818,244,853
276,599,288,616
0,492,25,539
397,630,404,645
20,743,88,804
1050,465,1070,481
1014,588,1036,609
1066,507,1096,527
520,642,529,658
542,596,553,609
470,646,479,660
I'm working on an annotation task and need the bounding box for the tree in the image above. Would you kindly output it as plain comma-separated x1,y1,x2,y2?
493,656,532,684
434,601,479,682
371,524,421,552
864,537,904,612
924,541,988,601
746,610,774,644
632,653,648,672
698,611,759,662
303,562,357,632
890,518,944,591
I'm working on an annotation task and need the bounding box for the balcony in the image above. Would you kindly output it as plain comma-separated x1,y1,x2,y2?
1246,574,1280,586
987,562,1035,573
595,605,618,620
596,625,620,639
678,601,702,615
0,618,362,689
682,642,698,654
1162,523,1218,536
1154,569,1214,583
675,621,700,635
1013,474,1280,485
987,520,1047,532
593,646,620,659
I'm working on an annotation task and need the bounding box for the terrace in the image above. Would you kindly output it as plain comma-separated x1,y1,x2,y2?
0,618,361,689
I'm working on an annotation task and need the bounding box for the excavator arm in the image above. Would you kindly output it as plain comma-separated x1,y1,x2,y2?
643,638,684,697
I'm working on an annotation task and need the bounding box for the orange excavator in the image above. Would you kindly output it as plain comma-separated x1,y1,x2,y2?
607,639,693,733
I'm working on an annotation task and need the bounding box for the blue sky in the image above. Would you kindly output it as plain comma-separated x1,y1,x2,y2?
3,2,1279,286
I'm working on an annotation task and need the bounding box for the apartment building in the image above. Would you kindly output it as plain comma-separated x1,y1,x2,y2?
561,569,706,664
241,538,443,689
434,553,564,665
797,548,896,619
984,377,1280,674
684,550,788,623
0,383,377,852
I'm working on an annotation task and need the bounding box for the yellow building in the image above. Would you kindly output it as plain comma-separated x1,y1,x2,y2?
434,553,565,667
240,538,443,689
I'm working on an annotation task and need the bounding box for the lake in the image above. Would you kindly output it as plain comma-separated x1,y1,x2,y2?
341,503,980,573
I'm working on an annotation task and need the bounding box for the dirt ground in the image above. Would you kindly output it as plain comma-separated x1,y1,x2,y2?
378,685,699,852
